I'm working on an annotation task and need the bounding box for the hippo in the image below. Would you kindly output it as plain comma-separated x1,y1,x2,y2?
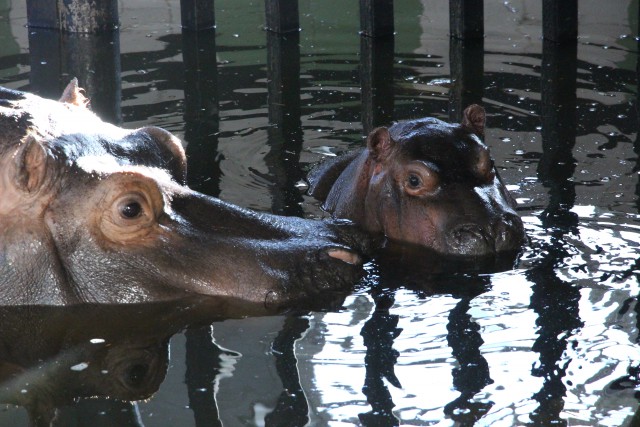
308,105,525,256
0,80,370,307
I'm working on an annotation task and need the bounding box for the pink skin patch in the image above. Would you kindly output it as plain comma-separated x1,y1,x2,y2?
327,249,361,265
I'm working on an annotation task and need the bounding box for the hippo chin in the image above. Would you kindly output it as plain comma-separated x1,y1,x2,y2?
308,105,525,256
0,80,370,307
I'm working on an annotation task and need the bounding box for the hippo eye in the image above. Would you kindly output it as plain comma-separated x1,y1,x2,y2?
402,162,440,196
100,175,164,244
120,201,142,219
407,174,422,188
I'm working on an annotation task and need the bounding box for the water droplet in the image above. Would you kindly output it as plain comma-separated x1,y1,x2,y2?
71,362,89,372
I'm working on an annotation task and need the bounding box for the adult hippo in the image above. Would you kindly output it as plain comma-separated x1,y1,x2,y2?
308,105,525,256
0,80,370,307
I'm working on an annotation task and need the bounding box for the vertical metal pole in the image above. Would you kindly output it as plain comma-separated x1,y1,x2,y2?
448,37,484,123
27,0,120,32
266,31,304,216
182,28,221,196
26,0,59,29
264,0,299,33
359,0,394,38
180,0,216,31
449,0,483,40
28,28,121,123
542,0,578,43
60,0,119,32
360,35,394,135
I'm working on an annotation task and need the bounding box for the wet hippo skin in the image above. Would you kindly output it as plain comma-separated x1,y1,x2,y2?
0,80,371,306
308,105,526,256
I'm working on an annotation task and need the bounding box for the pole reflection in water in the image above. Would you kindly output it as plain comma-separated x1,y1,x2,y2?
185,326,223,427
444,286,494,424
358,252,501,426
359,290,401,426
526,39,583,425
618,31,640,422
265,316,311,426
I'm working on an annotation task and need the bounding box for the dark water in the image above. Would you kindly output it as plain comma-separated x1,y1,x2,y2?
2,0,640,425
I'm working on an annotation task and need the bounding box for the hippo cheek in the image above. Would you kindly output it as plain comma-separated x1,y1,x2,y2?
380,204,442,250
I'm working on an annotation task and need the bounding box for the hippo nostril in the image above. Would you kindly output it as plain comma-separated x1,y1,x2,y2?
448,224,492,255
452,224,486,242
327,248,361,265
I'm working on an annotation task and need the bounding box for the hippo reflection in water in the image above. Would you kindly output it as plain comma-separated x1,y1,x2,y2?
308,105,526,256
0,80,371,307
0,298,228,426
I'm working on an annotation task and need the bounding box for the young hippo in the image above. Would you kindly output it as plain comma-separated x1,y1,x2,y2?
308,105,525,256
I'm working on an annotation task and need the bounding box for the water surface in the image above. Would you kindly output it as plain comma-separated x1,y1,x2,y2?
1,0,639,425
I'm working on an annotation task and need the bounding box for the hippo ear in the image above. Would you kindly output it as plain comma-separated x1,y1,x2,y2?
59,78,90,108
462,104,485,138
137,126,188,184
15,136,49,193
367,127,393,162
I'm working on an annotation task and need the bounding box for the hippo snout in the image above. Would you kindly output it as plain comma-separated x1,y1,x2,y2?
446,213,525,256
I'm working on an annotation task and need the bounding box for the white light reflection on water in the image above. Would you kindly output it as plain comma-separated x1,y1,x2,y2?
296,207,640,425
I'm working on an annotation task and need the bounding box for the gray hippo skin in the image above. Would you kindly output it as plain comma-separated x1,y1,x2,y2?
308,105,525,256
0,80,369,306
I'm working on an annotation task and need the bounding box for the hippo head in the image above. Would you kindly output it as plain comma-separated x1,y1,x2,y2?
0,82,369,307
359,105,525,256
318,105,525,256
